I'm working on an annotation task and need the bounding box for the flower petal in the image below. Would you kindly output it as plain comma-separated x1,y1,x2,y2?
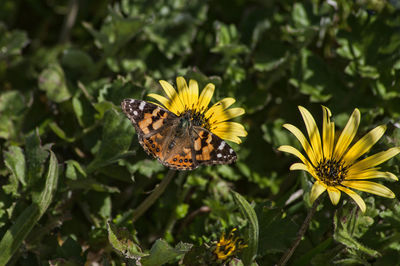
342,125,386,166
298,106,323,162
337,186,366,213
207,107,245,124
346,169,399,181
333,108,360,161
349,147,400,173
310,181,326,203
147,93,172,109
211,122,247,144
159,80,178,99
159,80,185,114
188,79,199,109
327,186,341,205
322,106,335,160
176,76,190,109
197,83,215,112
283,123,318,166
278,145,312,167
341,180,395,198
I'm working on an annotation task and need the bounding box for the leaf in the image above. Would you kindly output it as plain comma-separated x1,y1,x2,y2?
65,160,87,180
107,221,147,260
0,27,29,60
87,108,133,172
4,145,26,186
333,207,380,258
38,63,71,103
0,150,59,265
231,191,259,266
49,122,76,142
141,239,193,266
25,132,49,186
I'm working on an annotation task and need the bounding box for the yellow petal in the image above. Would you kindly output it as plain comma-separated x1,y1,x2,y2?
159,80,185,114
211,122,247,144
327,186,341,205
337,186,366,213
349,147,400,173
159,80,178,99
147,93,172,110
310,181,326,203
290,163,309,171
176,76,190,109
278,145,311,167
188,79,199,109
197,83,215,112
290,163,318,179
341,180,395,198
298,106,323,162
322,106,335,159
207,107,245,124
342,125,386,166
283,123,318,166
333,108,360,161
346,169,398,181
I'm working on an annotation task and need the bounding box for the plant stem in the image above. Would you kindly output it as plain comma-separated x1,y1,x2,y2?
277,196,323,266
132,169,176,222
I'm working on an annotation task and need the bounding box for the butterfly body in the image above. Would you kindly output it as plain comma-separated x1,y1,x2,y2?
121,99,236,170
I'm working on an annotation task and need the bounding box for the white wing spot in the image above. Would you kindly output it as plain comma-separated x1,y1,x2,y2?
217,153,222,158
229,148,233,154
133,111,138,116
139,101,146,110
218,141,226,150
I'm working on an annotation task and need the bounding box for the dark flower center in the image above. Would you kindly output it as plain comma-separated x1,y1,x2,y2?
181,109,211,130
315,158,348,186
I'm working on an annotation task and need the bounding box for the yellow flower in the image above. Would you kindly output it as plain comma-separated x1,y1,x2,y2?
278,106,399,212
148,77,247,144
213,228,247,261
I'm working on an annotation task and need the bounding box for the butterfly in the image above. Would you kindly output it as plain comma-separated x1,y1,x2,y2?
121,99,237,170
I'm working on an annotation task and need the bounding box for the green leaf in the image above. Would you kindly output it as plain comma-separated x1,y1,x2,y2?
38,63,71,103
107,221,147,260
49,122,76,142
4,145,26,186
25,132,50,186
0,150,59,265
0,27,29,60
87,109,133,172
333,207,380,257
141,239,193,266
65,160,87,180
231,191,259,266
292,3,310,28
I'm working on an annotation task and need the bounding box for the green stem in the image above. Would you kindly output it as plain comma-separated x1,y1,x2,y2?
132,169,176,222
277,196,323,266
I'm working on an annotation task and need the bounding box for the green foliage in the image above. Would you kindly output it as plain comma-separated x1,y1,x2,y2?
1,0,400,265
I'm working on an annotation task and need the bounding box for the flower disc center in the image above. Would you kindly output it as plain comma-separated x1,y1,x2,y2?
182,110,211,130
315,158,347,186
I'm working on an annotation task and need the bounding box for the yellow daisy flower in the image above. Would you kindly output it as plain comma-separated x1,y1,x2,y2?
148,76,247,144
213,228,247,261
278,106,399,212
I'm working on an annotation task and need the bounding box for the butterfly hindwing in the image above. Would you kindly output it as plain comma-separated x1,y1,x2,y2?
192,127,237,166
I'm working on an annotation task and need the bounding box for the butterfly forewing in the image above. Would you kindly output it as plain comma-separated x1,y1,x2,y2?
121,99,175,135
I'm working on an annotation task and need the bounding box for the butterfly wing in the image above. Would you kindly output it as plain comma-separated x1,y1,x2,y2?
192,127,237,166
121,99,175,159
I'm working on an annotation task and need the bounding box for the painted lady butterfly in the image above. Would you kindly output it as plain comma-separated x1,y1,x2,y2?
121,99,237,170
